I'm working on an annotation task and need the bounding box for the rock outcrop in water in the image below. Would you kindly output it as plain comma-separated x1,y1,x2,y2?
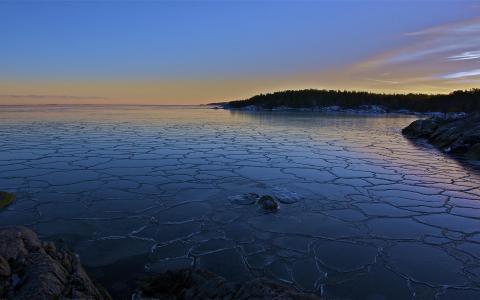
0,191,15,210
0,226,111,300
135,268,320,300
402,113,480,159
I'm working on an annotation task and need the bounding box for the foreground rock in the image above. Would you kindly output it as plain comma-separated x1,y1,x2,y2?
402,113,480,159
135,268,320,300
257,195,279,212
0,226,110,300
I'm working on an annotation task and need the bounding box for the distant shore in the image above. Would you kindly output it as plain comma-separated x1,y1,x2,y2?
211,88,480,115
213,103,469,118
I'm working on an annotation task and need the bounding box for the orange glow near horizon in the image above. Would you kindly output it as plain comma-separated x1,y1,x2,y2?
2,15,479,105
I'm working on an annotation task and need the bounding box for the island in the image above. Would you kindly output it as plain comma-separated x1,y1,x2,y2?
215,88,480,114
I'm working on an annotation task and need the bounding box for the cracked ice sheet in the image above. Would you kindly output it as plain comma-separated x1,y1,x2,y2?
0,106,480,299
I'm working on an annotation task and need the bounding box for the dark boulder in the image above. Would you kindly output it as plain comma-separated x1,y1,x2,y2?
234,278,320,299
0,226,111,300
401,118,439,138
467,143,480,160
257,195,279,212
134,268,320,299
403,113,480,159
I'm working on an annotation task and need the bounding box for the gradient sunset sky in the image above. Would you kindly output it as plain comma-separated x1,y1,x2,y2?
1,0,479,105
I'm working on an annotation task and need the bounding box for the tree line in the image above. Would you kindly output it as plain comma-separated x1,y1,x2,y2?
226,89,480,112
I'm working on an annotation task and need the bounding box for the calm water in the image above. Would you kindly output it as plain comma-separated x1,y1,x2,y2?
1,105,480,299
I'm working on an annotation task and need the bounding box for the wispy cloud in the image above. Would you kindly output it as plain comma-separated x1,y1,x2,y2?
448,50,480,61
0,94,107,100
371,18,480,65
443,69,480,79
362,78,400,84
342,17,480,92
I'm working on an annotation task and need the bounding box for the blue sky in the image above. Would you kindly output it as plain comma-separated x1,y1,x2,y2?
0,1,479,104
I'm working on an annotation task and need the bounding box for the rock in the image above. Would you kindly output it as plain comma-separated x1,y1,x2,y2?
257,195,279,212
235,278,320,300
134,268,320,300
403,113,480,159
401,118,439,138
0,191,15,210
0,226,111,300
0,256,10,297
467,143,480,160
0,256,10,277
135,268,235,299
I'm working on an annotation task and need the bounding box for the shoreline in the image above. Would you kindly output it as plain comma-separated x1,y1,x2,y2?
0,226,320,300
215,104,467,118
402,113,480,160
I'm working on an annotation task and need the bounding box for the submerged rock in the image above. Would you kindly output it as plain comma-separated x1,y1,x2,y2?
229,193,259,205
0,191,15,210
0,226,111,300
134,268,320,300
402,113,480,159
272,187,302,204
258,195,279,212
230,191,299,208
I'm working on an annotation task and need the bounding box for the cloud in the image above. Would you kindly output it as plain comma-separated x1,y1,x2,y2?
362,78,400,84
342,17,480,92
372,18,480,65
448,50,480,61
0,94,107,100
443,69,480,79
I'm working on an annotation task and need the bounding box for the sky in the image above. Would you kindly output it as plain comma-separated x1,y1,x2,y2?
1,0,479,105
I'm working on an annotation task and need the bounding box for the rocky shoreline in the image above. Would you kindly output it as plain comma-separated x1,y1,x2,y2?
0,226,320,300
402,113,480,160
135,268,320,300
216,103,479,159
216,103,469,117
0,226,110,300
220,104,393,114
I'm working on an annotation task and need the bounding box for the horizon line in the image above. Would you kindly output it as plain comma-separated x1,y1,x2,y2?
0,87,477,106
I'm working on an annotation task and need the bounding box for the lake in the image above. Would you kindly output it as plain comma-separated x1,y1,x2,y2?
0,105,479,299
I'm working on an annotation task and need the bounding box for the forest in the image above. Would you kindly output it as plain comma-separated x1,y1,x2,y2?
225,89,480,112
